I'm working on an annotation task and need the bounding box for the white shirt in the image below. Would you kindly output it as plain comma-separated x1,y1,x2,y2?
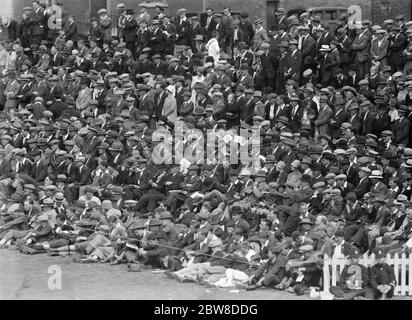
333,240,346,258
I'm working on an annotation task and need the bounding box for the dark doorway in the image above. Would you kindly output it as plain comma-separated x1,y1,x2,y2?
267,0,279,29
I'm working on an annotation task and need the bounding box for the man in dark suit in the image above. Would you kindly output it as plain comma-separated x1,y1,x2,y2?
28,1,44,45
285,40,302,84
152,54,168,76
351,25,371,80
392,105,410,146
239,12,254,46
189,16,204,49
230,20,244,52
30,150,47,183
123,9,137,57
247,245,288,290
260,42,278,90
336,27,353,74
175,8,191,47
318,45,334,86
50,46,64,68
289,95,303,133
2,17,19,41
65,15,78,43
202,8,216,41
353,168,371,199
213,13,230,52
239,89,255,125
300,26,316,73
149,19,166,57
14,149,32,175
136,21,150,56
389,26,407,72
360,100,376,136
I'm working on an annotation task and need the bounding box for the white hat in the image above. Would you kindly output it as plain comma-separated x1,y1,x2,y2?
166,85,175,94
369,170,383,179
319,45,331,52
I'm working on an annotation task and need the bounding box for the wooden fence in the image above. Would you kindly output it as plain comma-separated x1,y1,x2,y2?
322,253,412,296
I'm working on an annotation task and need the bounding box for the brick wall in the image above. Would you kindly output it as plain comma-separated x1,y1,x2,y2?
371,0,411,25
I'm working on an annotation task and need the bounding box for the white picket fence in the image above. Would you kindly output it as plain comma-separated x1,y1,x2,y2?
322,253,412,296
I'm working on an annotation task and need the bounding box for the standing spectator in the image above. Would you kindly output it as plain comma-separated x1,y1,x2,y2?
239,12,254,46
98,8,112,44
176,8,191,48
65,15,78,44
389,26,407,72
351,25,371,80
28,1,45,45
206,31,220,64
123,9,137,57
1,17,19,41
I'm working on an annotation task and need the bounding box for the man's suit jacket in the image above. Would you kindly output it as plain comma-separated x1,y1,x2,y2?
29,7,44,35
152,61,168,77
331,108,350,139
35,54,50,70
353,178,371,199
77,165,93,186
314,105,333,136
319,53,334,85
123,18,137,42
361,110,376,136
370,37,389,64
162,94,177,122
202,16,216,40
289,106,304,133
136,28,150,51
176,19,191,46
301,34,316,65
76,87,91,110
189,23,205,47
150,27,166,53
392,117,410,146
351,32,371,63
65,22,78,42
349,114,362,134
230,28,245,49
337,35,353,65
285,50,302,81
239,20,254,45
50,53,64,68
30,160,48,183
261,52,278,80
389,33,407,66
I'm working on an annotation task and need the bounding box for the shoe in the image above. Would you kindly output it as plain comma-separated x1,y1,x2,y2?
128,263,143,272
286,287,296,294
164,270,176,279
79,258,96,264
48,251,60,256
246,284,260,291
274,284,286,290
